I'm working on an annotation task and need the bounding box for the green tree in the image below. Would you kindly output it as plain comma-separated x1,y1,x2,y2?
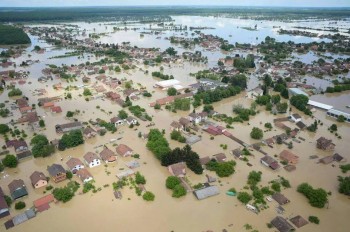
2,154,18,168
165,47,177,56
290,94,310,113
276,102,288,113
4,195,12,207
66,171,73,180
66,111,74,118
166,176,181,189
0,124,10,134
143,191,155,201
172,184,187,198
167,87,177,96
118,110,128,119
8,88,22,97
330,124,337,131
59,130,84,151
271,94,281,104
297,183,328,208
271,182,281,192
31,134,55,158
250,127,263,140
337,115,346,122
203,104,214,113
135,172,146,185
237,192,252,204
338,176,350,196
264,123,272,129
83,88,92,96
206,160,236,177
14,201,26,210
248,171,262,186
39,119,45,127
309,216,320,224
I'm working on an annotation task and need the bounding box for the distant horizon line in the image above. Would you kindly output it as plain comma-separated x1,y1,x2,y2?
0,5,350,9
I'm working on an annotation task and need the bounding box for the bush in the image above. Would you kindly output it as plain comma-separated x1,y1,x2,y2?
206,160,236,177
8,88,22,97
264,123,272,129
271,182,281,192
172,184,187,198
4,195,12,207
237,192,252,204
250,127,263,140
308,216,320,224
166,176,181,189
142,191,155,201
135,172,146,185
66,171,73,179
14,201,26,210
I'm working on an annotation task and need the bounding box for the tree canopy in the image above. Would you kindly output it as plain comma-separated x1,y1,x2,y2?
31,134,55,158
0,24,30,45
2,154,18,168
297,183,328,208
58,130,84,151
250,127,263,140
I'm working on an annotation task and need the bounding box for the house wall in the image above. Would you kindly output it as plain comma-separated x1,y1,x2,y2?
34,180,48,189
88,159,101,168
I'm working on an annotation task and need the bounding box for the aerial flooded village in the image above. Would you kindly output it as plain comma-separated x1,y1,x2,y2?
0,2,350,232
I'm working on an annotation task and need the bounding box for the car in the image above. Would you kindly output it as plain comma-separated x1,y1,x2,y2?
247,163,252,167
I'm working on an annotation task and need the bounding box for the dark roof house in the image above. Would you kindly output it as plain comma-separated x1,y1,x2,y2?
8,179,28,200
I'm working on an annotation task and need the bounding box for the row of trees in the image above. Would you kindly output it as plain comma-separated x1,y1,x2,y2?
161,145,203,174
290,94,312,115
151,71,174,80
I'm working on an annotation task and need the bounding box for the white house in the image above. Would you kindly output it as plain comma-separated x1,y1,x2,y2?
66,158,85,174
126,116,138,125
83,152,101,168
289,113,302,123
188,113,201,124
111,117,124,127
76,168,93,183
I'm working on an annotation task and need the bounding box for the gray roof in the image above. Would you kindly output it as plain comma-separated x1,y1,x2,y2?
12,209,35,226
193,186,220,200
47,164,66,176
271,216,294,232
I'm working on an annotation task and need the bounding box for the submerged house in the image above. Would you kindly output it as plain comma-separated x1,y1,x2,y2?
271,216,294,232
76,168,93,183
66,158,85,174
193,186,220,200
83,152,101,168
8,179,28,200
55,122,83,133
261,155,280,170
272,193,290,205
116,144,133,157
47,164,67,183
29,171,48,189
279,150,299,164
100,147,117,163
168,162,186,177
316,137,335,151
0,187,10,219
